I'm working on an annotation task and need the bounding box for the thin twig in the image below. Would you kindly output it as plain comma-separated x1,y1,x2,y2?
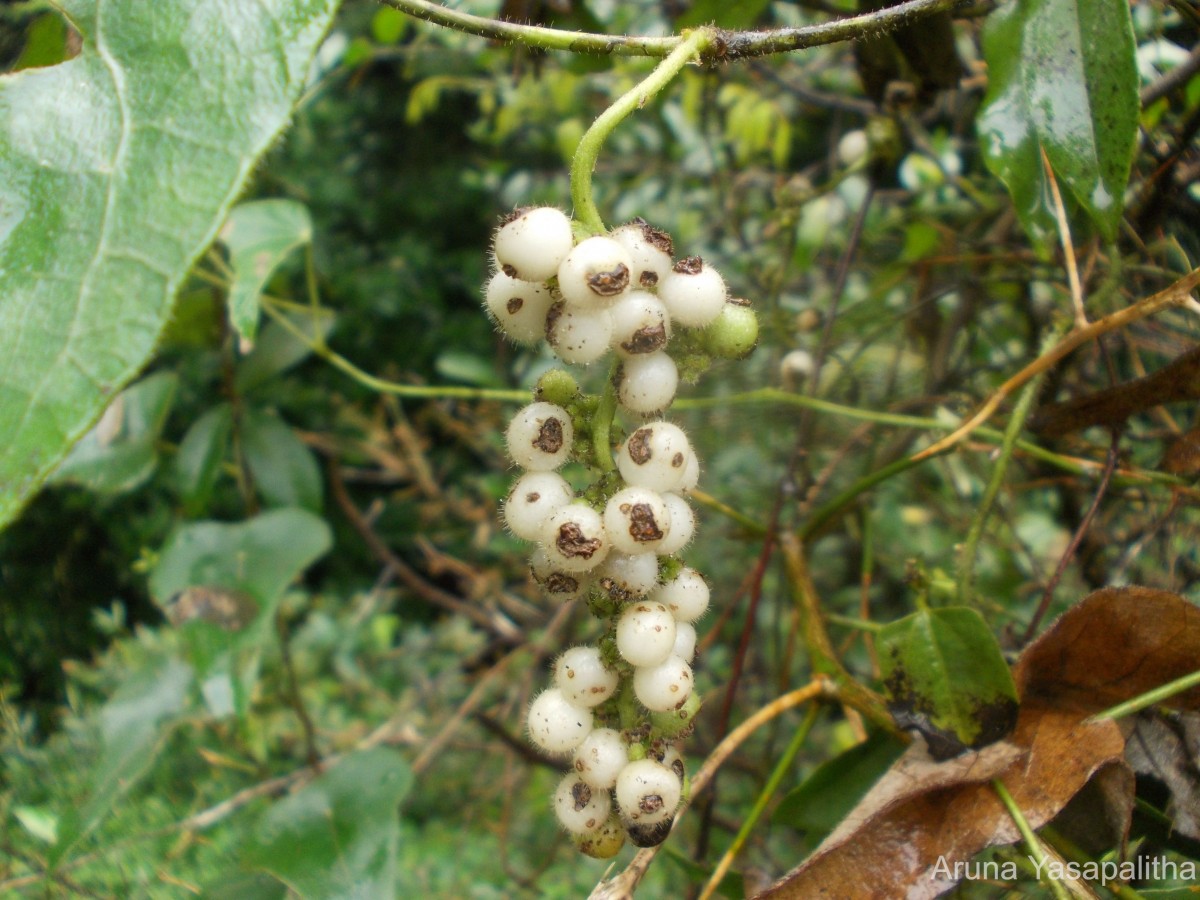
381,0,963,61
1039,147,1086,327
327,457,522,642
912,267,1200,462
1022,433,1120,644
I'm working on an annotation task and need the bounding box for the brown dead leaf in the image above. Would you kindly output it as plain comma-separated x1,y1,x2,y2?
1125,710,1200,841
760,587,1200,898
758,702,1126,899
1030,344,1200,438
1015,586,1200,713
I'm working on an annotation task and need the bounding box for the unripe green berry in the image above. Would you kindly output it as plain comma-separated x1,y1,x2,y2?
534,369,580,407
701,299,758,359
649,690,702,738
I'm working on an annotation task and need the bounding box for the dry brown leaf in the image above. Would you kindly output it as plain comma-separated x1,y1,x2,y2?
758,702,1126,899
1015,586,1200,713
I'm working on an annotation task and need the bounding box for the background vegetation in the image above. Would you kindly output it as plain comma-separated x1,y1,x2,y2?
2,0,1200,896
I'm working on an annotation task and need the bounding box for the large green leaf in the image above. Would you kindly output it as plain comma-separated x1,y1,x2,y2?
243,748,412,899
977,0,1137,250
879,606,1019,760
0,0,340,530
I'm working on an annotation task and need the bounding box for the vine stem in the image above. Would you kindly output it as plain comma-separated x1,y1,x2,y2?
992,779,1073,900
957,323,1066,606
381,0,963,60
570,28,713,234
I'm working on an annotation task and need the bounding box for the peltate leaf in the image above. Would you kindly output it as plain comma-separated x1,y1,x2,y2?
977,0,1138,250
0,0,340,530
242,748,412,899
219,200,314,342
879,606,1018,760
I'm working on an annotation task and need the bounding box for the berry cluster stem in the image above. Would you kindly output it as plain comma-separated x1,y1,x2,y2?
570,28,715,235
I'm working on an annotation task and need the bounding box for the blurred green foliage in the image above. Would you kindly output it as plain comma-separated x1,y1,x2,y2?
3,0,1200,896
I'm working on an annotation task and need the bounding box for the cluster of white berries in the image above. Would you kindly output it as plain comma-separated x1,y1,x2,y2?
485,207,757,414
484,206,755,857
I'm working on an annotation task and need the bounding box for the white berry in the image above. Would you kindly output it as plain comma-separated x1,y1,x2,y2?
610,220,674,289
653,567,709,622
557,236,633,310
609,290,671,357
554,771,612,835
542,503,611,573
529,547,590,601
603,486,672,556
617,352,679,416
527,687,593,755
545,302,614,365
483,272,555,346
505,402,574,471
503,471,573,541
572,728,629,790
655,493,695,556
671,622,697,662
493,206,574,282
633,653,693,711
616,601,677,668
596,552,660,599
658,256,727,328
615,758,682,825
555,646,619,708
616,422,693,492
677,449,701,494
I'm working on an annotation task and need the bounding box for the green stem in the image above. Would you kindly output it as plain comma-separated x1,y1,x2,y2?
956,371,1045,606
591,363,620,473
1090,667,1200,722
958,322,1067,605
570,28,713,234
716,703,820,886
261,298,527,403
380,0,963,61
992,779,1072,900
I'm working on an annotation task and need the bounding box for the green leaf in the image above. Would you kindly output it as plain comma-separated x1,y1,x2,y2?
219,200,314,342
49,370,177,495
235,308,335,394
242,410,323,512
151,507,330,622
879,606,1019,761
243,748,412,899
13,805,59,845
978,0,1138,250
175,403,234,515
371,7,408,45
51,654,194,863
773,731,906,839
149,509,331,713
0,0,340,531
12,13,70,71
